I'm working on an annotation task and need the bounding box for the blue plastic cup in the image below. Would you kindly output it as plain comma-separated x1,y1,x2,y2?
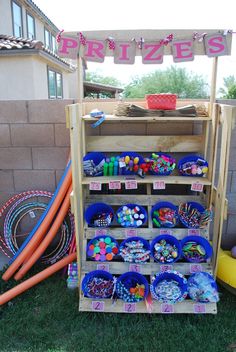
116,203,147,228
81,270,115,298
83,152,106,176
151,201,179,228
116,271,149,302
150,271,188,302
119,236,151,263
178,202,205,229
150,234,181,263
85,202,114,227
149,152,176,176
178,155,208,177
181,235,213,262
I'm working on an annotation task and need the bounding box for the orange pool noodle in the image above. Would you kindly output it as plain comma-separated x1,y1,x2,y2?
0,252,77,306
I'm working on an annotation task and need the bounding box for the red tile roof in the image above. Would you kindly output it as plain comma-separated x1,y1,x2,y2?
0,34,73,69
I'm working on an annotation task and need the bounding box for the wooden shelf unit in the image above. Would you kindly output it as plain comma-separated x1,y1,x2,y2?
67,100,235,314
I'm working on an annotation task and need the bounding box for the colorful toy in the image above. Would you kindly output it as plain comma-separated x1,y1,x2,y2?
83,152,105,176
178,155,208,177
87,236,119,261
67,262,78,289
116,204,147,227
181,236,213,263
187,272,219,303
231,246,236,259
115,272,149,302
152,201,178,228
85,203,114,228
178,202,212,229
82,270,115,299
119,237,150,263
148,153,176,175
151,235,181,263
150,271,188,303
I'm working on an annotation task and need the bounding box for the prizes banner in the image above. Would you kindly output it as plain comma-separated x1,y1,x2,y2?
57,32,230,63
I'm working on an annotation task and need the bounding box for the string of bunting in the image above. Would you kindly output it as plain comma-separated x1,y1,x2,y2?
57,30,233,63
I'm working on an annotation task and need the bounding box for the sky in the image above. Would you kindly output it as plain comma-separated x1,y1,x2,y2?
35,0,236,94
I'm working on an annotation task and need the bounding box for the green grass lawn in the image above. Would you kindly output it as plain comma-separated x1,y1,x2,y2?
1,270,236,352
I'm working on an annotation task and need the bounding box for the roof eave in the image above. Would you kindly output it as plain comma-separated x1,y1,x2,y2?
0,49,75,72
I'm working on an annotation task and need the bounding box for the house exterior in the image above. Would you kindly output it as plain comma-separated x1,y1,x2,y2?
0,0,78,100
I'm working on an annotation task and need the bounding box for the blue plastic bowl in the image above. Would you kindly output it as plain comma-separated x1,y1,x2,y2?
87,235,119,261
150,271,188,302
85,202,114,227
178,202,205,229
178,155,208,177
119,236,151,262
81,270,114,298
149,153,176,176
151,201,179,228
150,234,181,263
116,271,149,301
116,203,147,228
181,236,213,263
83,152,106,177
120,152,144,175
187,272,219,303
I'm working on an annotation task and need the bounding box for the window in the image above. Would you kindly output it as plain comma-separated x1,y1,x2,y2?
48,69,63,99
44,28,50,49
52,35,57,53
27,13,35,39
12,1,23,37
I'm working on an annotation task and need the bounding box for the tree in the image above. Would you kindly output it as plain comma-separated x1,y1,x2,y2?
219,75,236,99
85,71,122,87
123,66,209,99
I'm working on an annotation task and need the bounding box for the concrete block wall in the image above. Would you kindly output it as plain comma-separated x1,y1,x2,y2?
0,100,72,208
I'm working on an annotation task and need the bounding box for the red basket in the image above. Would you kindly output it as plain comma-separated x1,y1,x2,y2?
146,94,177,110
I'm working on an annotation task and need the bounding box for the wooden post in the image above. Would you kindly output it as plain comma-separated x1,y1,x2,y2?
209,57,218,116
77,57,84,103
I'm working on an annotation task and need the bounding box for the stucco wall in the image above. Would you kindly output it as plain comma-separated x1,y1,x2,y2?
0,54,77,100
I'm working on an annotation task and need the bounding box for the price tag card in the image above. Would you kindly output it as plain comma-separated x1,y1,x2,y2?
125,229,138,237
161,303,174,314
190,264,202,273
193,303,206,314
95,229,107,236
97,264,110,272
129,264,141,273
89,181,102,191
160,229,172,235
191,182,204,192
188,229,200,236
125,180,138,190
124,303,136,313
160,265,173,273
153,180,166,190
109,180,121,190
91,301,105,311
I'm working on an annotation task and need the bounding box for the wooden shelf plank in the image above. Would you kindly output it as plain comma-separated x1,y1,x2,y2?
82,175,211,186
79,296,217,314
86,194,206,206
81,261,212,276
84,227,209,240
83,114,212,122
